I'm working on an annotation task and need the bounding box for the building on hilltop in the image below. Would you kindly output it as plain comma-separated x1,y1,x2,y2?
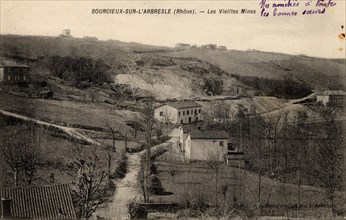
316,90,346,108
60,29,72,38
200,44,217,50
175,43,191,49
0,59,29,83
0,184,76,219
154,101,202,124
217,45,227,50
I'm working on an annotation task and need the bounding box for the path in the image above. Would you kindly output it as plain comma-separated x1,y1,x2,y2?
97,152,142,220
97,128,181,220
0,109,100,145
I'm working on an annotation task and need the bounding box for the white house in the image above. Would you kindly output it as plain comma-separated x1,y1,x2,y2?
183,130,229,161
154,101,202,124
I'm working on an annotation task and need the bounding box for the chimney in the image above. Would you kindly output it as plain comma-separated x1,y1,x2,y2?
1,198,12,218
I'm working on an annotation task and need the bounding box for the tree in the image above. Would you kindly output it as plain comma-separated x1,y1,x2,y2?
317,111,344,215
139,99,155,203
106,125,117,178
206,147,224,209
161,108,175,137
71,153,109,219
0,122,44,187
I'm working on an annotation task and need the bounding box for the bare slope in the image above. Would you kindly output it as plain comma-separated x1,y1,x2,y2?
167,49,346,90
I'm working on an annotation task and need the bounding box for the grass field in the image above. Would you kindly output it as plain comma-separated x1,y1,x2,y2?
0,131,128,188
151,150,345,217
0,92,135,137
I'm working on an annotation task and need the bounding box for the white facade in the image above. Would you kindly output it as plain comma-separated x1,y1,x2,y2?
184,134,228,161
154,105,179,124
316,95,330,106
154,102,203,124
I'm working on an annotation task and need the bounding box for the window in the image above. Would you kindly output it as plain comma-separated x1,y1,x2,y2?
228,143,235,151
195,110,197,114
160,111,163,116
198,109,201,113
181,119,184,124
219,141,224,146
178,111,181,116
187,110,189,115
183,111,185,115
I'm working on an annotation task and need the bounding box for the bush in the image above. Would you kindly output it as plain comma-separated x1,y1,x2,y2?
113,150,127,179
149,175,164,195
46,56,112,88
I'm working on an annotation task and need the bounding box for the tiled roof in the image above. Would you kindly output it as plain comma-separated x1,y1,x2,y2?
0,59,29,68
164,101,202,109
190,130,229,139
317,90,346,96
0,184,76,219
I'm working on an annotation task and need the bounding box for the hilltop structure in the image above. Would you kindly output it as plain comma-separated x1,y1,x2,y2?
60,29,72,38
154,101,202,124
0,59,29,83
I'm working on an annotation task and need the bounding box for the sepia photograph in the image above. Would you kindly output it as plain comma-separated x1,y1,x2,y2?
0,0,345,219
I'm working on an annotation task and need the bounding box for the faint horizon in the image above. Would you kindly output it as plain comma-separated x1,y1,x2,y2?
1,1,345,59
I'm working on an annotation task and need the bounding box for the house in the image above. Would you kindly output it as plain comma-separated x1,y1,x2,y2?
175,43,191,49
184,130,229,161
316,90,346,108
217,46,227,50
200,44,218,50
0,59,29,83
61,29,72,37
154,101,202,124
0,184,76,219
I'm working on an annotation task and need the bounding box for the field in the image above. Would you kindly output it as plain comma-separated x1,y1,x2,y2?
0,125,132,188
0,92,137,137
151,150,345,218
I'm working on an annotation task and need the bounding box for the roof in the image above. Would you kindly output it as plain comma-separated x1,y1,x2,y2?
157,101,202,109
0,184,76,219
190,130,229,139
0,59,29,68
317,90,346,96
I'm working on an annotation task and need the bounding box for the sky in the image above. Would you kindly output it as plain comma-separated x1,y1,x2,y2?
1,0,345,58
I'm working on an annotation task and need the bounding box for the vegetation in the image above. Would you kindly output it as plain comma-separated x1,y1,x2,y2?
44,56,112,88
71,152,109,219
230,74,313,99
0,121,45,186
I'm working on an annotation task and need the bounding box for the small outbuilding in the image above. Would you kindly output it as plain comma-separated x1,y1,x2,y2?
39,89,54,99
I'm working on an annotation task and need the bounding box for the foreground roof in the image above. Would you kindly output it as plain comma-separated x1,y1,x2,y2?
158,101,202,109
317,90,346,96
190,130,229,139
0,184,76,219
0,59,29,68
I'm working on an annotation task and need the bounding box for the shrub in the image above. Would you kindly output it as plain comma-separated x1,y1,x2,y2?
149,175,164,195
113,150,127,179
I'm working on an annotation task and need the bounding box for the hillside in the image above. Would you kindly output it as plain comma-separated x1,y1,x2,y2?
167,49,346,91
1,34,345,100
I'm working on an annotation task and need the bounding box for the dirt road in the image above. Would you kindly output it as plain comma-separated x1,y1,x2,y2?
97,128,181,220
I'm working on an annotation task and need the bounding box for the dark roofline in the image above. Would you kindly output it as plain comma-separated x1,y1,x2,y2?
189,130,229,139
